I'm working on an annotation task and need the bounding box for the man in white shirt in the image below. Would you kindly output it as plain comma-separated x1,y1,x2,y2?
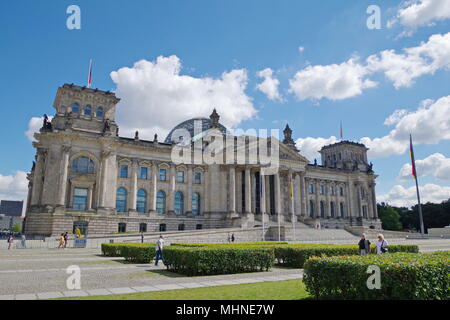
155,235,165,266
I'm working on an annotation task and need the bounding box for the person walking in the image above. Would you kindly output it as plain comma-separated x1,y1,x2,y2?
58,233,65,249
21,234,26,249
374,234,389,254
231,233,235,243
358,233,371,255
141,233,144,244
155,235,165,266
63,232,69,248
7,234,13,250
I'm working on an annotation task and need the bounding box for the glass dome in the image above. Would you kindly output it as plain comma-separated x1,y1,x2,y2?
164,117,228,144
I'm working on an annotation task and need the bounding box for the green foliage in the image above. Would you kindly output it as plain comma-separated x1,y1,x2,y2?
11,223,22,233
274,244,418,268
378,204,403,231
170,242,288,247
163,246,275,276
379,199,450,232
101,243,155,263
303,252,450,300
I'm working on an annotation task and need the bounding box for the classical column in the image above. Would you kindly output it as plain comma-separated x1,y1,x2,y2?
31,148,46,206
87,186,93,210
294,173,301,218
265,175,271,216
274,172,281,216
245,166,251,214
300,173,307,217
168,165,175,213
315,180,320,218
129,160,138,211
99,150,110,208
325,181,331,218
357,184,363,217
57,145,71,207
229,166,236,213
260,171,266,215
288,170,294,218
187,166,193,213
150,162,157,212
371,182,378,219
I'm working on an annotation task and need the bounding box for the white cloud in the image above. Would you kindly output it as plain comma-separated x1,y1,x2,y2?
393,0,450,28
286,33,450,101
288,58,377,101
378,183,450,207
367,32,450,88
362,95,450,158
25,116,52,142
295,136,339,162
0,171,28,201
298,46,305,53
255,68,283,102
110,55,256,140
383,109,409,126
399,153,450,181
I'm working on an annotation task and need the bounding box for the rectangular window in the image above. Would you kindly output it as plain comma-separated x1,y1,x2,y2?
73,188,88,210
176,171,185,183
194,172,201,184
320,185,325,195
340,187,344,197
140,167,148,179
159,169,167,181
308,184,314,194
119,165,128,178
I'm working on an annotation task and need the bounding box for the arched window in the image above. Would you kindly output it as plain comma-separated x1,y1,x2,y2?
340,203,345,218
116,187,127,213
174,191,184,214
156,190,166,214
309,200,315,218
320,201,325,218
84,105,92,116
96,107,104,118
192,193,200,215
330,202,335,218
136,189,147,213
71,103,80,113
71,157,95,174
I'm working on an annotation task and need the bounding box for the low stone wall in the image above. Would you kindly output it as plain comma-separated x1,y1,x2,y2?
428,227,450,237
345,226,409,239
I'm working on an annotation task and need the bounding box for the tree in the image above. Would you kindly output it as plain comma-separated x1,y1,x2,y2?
377,204,402,231
11,223,22,233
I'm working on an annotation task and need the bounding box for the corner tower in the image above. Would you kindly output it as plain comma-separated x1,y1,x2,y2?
50,84,121,136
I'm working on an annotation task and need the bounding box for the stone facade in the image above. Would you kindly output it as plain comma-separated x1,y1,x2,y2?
24,84,381,237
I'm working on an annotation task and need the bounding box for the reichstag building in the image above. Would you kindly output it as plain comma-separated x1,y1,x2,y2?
24,84,381,237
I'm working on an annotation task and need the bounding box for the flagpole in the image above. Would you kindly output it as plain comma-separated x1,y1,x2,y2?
261,174,265,242
87,59,93,88
410,134,425,236
415,174,425,236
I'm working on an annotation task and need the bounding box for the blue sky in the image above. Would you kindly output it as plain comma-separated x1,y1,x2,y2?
0,0,449,206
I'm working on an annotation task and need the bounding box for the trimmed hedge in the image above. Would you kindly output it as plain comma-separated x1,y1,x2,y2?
303,252,450,300
101,243,155,263
274,244,419,268
170,242,288,247
163,246,275,276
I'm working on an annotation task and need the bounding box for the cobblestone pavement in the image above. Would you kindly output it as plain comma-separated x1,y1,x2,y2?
0,248,303,300
0,239,448,300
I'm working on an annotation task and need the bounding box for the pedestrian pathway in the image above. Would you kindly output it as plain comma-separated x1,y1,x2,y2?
0,272,303,300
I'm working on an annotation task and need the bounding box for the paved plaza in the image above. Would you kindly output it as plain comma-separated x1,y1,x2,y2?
0,238,448,300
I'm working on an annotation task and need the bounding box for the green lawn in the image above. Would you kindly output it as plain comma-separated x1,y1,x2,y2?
57,279,310,300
